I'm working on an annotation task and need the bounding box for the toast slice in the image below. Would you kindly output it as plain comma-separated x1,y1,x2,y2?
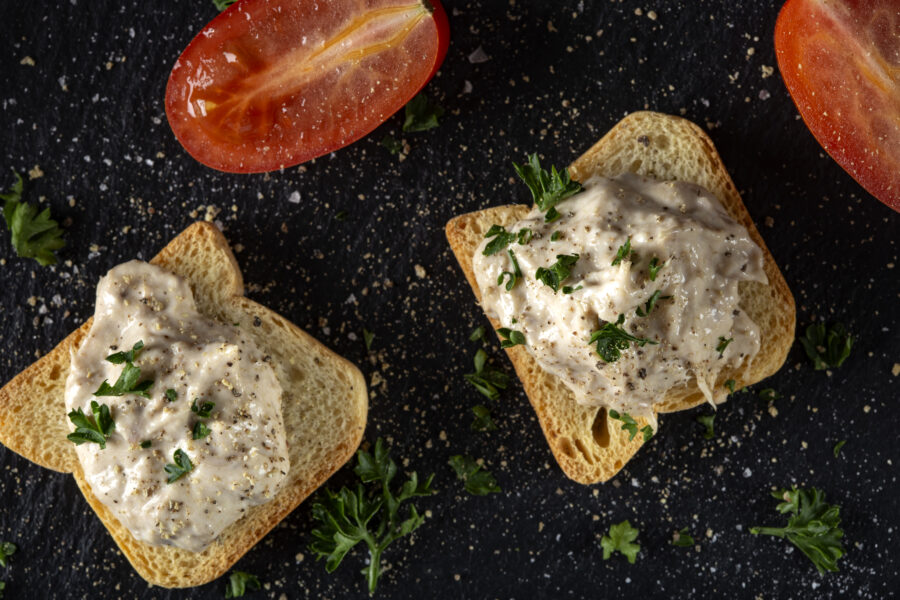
446,111,795,484
0,222,368,587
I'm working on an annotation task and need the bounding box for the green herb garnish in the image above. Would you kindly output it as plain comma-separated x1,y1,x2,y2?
165,388,177,402
724,379,737,394
1,170,65,266
758,388,781,402
550,231,561,241
750,487,845,574
363,328,375,351
67,401,116,449
535,254,579,292
562,285,583,294
464,348,509,400
635,290,670,317
224,571,261,598
497,249,522,291
601,520,640,563
648,257,664,280
497,327,526,348
165,449,193,483
471,405,497,432
589,314,657,363
309,439,434,594
213,0,237,10
192,422,211,440
512,154,582,222
335,210,348,221
833,440,846,457
105,340,145,364
449,455,500,496
0,542,16,568
799,323,852,370
191,399,215,418
381,134,403,155
483,225,516,256
611,237,634,267
696,414,715,440
716,336,733,357
140,440,151,449
469,326,486,343
608,409,654,442
402,94,443,132
672,527,694,547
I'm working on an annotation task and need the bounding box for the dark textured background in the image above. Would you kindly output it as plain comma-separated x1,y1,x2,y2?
1,1,898,598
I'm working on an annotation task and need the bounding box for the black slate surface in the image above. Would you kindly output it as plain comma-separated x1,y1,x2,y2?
1,1,898,598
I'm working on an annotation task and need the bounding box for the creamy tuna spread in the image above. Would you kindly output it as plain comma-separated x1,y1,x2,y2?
65,260,289,552
473,173,767,424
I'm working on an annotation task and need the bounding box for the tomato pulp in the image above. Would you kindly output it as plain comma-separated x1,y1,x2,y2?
165,0,449,173
775,0,899,212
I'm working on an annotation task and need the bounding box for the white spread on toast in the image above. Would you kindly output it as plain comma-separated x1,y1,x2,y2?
65,260,289,552
473,174,767,422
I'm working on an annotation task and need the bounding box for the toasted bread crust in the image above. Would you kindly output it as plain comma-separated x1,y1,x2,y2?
0,222,368,587
446,112,795,484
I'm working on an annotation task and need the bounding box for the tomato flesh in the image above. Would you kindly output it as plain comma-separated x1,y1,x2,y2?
166,0,449,173
775,0,900,212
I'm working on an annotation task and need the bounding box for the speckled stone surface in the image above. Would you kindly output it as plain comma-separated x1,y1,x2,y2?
1,1,898,598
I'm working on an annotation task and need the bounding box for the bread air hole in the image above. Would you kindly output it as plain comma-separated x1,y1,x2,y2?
591,408,610,448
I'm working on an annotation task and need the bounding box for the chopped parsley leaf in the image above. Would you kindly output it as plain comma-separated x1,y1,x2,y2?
833,440,846,457
449,455,501,496
672,527,694,547
611,237,634,267
93,362,153,398
224,571,261,598
380,134,403,155
535,254,579,292
758,388,781,402
1,170,65,266
608,409,654,442
164,449,193,483
635,290,670,317
363,328,375,351
0,542,16,568
464,348,509,401
105,340,144,364
192,421,211,440
800,322,852,370
497,327,526,348
165,388,177,402
696,414,715,440
512,154,582,222
601,520,640,563
470,405,497,432
497,249,522,291
190,399,215,418
648,257,664,281
140,440,151,449
589,314,657,363
402,94,444,132
67,401,116,449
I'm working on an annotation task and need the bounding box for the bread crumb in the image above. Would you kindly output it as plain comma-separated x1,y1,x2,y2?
892,363,900,376
538,521,545,532
414,264,427,279
768,405,778,418
28,165,44,179
761,65,774,78
294,552,304,562
647,10,657,20
863,405,871,413
20,56,35,66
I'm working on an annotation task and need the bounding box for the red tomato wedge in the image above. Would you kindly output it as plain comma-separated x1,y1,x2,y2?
774,0,900,212
165,0,449,173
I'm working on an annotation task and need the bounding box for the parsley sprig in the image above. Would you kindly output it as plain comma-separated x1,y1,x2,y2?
512,154,582,222
309,439,434,594
67,401,116,449
672,527,695,547
483,224,532,256
535,254,579,293
799,322,852,370
601,520,640,563
1,170,65,266
449,455,500,496
608,409,653,442
589,315,657,363
750,487,845,574
464,348,509,400
497,250,522,291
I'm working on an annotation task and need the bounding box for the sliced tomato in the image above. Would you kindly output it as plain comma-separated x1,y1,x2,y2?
165,0,449,173
775,0,899,212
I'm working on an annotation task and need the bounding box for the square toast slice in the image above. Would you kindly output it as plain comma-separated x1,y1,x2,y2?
445,111,795,484
0,221,368,587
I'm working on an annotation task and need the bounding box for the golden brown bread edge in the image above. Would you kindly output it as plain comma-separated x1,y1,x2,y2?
445,111,795,484
0,221,369,587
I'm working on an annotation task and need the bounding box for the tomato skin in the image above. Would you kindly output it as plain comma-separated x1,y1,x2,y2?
775,0,900,212
166,0,449,173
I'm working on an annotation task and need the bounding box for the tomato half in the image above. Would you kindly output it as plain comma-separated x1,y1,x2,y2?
775,0,899,212
165,0,449,173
